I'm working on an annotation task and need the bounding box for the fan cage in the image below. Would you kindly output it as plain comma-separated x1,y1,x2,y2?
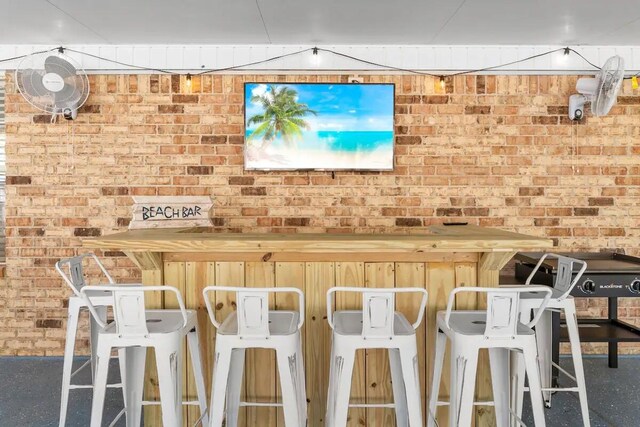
15,52,90,116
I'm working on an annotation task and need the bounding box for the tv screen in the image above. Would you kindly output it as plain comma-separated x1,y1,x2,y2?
244,83,395,171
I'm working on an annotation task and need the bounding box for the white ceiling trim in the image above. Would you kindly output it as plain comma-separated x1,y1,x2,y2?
1,44,639,75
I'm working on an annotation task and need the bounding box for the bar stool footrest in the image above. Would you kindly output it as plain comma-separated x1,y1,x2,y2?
434,400,495,406
239,401,284,408
141,400,203,406
349,403,396,409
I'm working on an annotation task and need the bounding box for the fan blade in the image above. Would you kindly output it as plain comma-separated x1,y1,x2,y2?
54,83,83,108
45,55,77,79
18,69,48,96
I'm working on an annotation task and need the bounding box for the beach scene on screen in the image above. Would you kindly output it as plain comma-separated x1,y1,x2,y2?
244,83,394,170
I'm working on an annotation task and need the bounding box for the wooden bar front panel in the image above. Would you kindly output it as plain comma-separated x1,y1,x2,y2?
142,254,498,427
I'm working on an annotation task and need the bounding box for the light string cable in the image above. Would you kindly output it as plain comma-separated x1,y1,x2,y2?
0,45,637,79
0,47,58,64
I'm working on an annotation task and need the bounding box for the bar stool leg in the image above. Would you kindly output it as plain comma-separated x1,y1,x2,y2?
564,303,591,427
489,348,510,427
427,331,446,427
209,345,233,427
225,348,245,427
59,301,80,427
295,337,307,425
399,342,423,427
155,341,184,427
535,310,553,407
522,341,546,427
325,338,338,426
122,346,146,427
509,351,526,427
89,306,108,382
389,348,409,427
450,344,479,427
89,338,112,427
329,346,356,427
188,329,209,426
276,344,304,427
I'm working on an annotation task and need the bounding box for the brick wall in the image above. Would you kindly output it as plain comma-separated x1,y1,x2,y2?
1,72,639,355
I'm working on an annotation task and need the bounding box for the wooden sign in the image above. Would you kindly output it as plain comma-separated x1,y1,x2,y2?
130,196,213,229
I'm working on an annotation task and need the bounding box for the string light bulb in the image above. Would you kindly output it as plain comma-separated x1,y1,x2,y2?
564,47,571,56
439,76,446,90
186,73,192,88
312,47,318,55
632,76,639,90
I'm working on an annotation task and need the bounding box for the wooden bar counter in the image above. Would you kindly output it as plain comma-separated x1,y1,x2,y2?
84,225,552,427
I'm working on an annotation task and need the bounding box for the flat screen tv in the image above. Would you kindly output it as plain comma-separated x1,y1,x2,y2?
244,83,395,171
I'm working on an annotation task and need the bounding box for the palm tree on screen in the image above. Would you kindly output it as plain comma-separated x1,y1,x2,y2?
247,85,317,148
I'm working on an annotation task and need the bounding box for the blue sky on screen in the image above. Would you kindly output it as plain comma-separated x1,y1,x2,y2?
245,83,394,132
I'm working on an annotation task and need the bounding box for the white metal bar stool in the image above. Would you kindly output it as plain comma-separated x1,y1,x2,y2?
56,254,126,427
81,284,209,427
508,254,590,427
202,286,307,427
428,286,552,427
325,287,428,427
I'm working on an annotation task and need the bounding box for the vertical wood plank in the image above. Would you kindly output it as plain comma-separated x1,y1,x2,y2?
335,262,366,426
202,262,216,397
164,262,188,424
426,262,456,425
142,268,164,426
275,262,306,426
215,262,246,426
185,261,210,425
364,262,396,427
305,262,335,427
455,262,478,427
395,263,427,420
245,262,277,427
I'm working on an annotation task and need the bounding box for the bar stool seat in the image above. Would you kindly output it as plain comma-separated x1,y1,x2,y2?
428,286,553,427
333,310,415,335
438,311,536,336
101,310,194,335
218,310,300,336
507,253,591,427
203,286,307,427
325,287,428,427
82,285,209,427
56,254,128,427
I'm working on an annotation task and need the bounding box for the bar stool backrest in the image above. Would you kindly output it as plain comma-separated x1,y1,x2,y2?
111,288,149,337
445,286,553,339
326,287,428,339
202,286,305,339
55,253,115,296
362,291,396,338
237,290,270,338
80,285,189,337
525,253,587,300
485,289,522,338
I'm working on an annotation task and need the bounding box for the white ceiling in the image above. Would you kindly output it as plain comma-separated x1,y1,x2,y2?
2,0,640,45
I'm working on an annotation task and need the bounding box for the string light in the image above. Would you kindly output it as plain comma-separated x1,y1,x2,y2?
564,47,571,56
186,73,192,88
439,76,446,90
312,47,318,55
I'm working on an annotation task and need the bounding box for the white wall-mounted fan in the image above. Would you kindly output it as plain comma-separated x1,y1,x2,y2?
15,50,89,121
569,55,625,120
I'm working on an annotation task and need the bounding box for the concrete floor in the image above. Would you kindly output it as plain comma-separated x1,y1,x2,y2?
0,356,638,426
